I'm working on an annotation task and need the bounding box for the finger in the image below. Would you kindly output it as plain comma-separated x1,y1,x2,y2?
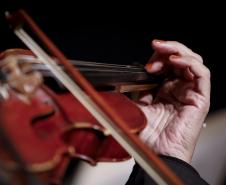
152,40,192,55
170,80,196,105
169,55,211,98
154,79,181,107
145,52,162,73
152,40,202,61
145,61,164,73
145,40,202,73
172,68,194,80
176,89,204,106
138,94,153,105
184,68,194,80
169,55,210,78
146,58,194,79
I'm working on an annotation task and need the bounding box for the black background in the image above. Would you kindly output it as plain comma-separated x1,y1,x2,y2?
1,0,226,113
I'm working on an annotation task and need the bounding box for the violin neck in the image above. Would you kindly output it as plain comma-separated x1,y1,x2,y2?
34,60,162,93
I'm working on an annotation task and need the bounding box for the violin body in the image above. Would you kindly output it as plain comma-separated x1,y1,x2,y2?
0,49,146,184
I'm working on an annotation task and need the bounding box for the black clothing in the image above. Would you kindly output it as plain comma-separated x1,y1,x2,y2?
126,156,209,185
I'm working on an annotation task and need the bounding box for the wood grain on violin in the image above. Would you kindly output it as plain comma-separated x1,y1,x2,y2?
0,49,147,184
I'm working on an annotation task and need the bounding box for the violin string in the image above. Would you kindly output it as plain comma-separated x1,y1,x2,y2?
72,65,145,72
14,28,169,185
19,56,148,75
33,64,147,73
17,55,147,73
17,54,144,71
69,59,145,70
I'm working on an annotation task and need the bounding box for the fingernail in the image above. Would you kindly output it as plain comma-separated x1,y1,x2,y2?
145,63,152,71
145,62,163,73
153,39,165,44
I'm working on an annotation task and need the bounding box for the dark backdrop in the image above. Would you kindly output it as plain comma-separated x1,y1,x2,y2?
1,0,225,113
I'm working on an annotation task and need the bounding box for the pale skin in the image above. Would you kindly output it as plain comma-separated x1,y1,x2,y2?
139,40,211,163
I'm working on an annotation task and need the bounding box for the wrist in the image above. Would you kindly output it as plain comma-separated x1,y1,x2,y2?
154,143,193,164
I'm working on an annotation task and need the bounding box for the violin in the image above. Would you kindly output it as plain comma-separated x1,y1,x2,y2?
0,9,185,185
0,48,151,184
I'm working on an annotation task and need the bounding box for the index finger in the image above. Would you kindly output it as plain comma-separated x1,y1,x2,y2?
169,55,211,98
145,40,203,73
151,40,194,57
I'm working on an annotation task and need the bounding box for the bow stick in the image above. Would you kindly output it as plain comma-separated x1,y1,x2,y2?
5,9,185,185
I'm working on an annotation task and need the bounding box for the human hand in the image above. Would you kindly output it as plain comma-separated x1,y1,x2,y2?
139,40,210,163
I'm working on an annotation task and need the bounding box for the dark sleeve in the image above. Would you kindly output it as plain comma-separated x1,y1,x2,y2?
125,155,209,185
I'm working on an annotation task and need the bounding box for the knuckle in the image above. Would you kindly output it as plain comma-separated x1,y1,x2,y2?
190,56,198,63
198,96,210,113
194,53,203,63
203,67,211,79
191,56,210,79
189,54,201,64
174,41,187,49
